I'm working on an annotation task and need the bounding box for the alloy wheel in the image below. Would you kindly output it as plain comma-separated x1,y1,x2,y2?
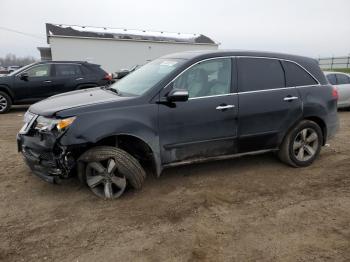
293,128,319,162
86,158,127,199
0,95,8,112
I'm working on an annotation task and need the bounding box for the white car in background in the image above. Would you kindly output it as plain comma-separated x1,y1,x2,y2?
7,65,21,73
324,71,350,109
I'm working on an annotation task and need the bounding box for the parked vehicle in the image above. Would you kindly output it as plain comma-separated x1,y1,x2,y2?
324,71,350,109
17,50,339,199
7,65,21,73
0,69,9,77
0,61,111,113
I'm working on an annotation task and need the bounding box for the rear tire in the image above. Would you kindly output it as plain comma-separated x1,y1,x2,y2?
77,146,146,199
0,91,12,114
278,120,323,167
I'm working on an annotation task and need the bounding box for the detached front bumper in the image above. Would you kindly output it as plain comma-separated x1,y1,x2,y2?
17,133,65,184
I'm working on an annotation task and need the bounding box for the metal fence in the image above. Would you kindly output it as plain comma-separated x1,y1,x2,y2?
318,56,350,69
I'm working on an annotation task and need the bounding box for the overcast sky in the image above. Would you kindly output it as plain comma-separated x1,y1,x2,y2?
0,0,349,59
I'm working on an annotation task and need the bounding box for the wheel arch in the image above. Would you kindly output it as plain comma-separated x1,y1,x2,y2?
280,116,327,147
0,85,14,102
79,133,161,177
303,116,327,145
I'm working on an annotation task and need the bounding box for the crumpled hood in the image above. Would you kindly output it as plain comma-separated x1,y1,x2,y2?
29,87,130,116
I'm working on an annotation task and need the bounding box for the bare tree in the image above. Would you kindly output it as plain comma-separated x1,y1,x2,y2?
0,53,37,67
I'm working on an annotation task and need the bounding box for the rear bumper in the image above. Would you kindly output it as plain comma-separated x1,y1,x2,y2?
17,133,64,183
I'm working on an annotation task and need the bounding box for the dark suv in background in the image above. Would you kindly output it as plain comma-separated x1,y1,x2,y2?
17,50,338,199
0,61,111,113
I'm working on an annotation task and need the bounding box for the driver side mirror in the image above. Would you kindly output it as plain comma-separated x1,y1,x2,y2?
19,73,29,81
167,88,189,102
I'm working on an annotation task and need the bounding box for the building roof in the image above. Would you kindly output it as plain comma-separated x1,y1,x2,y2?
46,23,217,45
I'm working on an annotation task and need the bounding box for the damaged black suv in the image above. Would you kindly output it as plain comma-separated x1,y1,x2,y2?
17,50,339,199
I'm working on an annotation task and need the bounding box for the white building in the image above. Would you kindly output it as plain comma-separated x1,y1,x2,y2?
39,23,219,72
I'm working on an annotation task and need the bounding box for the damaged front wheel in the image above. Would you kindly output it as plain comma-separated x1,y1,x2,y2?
78,146,146,199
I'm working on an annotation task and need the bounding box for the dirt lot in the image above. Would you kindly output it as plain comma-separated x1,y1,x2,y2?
0,107,349,262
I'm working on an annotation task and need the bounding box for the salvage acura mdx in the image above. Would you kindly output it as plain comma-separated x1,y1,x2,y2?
17,50,339,199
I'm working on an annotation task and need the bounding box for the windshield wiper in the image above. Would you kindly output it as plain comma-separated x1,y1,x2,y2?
102,86,119,95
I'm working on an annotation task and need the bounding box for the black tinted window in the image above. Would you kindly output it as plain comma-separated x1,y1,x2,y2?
282,61,318,86
56,64,82,77
336,74,350,85
238,58,285,92
81,66,92,75
85,64,104,74
326,74,337,85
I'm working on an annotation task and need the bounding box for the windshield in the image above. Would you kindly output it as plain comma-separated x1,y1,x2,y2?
110,58,185,96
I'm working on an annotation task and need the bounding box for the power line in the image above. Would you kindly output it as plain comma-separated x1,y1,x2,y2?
0,26,45,40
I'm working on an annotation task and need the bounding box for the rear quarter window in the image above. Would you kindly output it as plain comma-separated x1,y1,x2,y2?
282,61,318,87
326,74,337,85
55,64,82,76
81,65,93,75
85,64,106,75
237,58,285,92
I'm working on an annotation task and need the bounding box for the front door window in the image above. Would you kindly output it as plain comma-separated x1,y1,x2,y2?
24,64,50,77
173,58,231,98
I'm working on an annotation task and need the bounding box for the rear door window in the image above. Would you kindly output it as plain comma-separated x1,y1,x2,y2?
281,61,318,87
237,58,285,92
336,74,350,85
326,74,337,85
55,64,82,77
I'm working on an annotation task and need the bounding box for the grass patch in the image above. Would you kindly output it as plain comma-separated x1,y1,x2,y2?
323,68,350,74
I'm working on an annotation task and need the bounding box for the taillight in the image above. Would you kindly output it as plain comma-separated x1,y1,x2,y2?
332,86,339,100
103,73,112,81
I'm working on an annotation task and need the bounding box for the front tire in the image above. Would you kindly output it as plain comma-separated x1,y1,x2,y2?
78,146,146,199
0,91,12,114
278,120,323,167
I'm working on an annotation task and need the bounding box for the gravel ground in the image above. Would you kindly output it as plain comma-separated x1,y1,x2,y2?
0,107,349,262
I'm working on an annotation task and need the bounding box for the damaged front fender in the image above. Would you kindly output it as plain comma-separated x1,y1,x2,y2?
58,104,163,176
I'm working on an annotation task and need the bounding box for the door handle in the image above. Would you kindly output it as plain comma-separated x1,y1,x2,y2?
75,77,84,81
283,96,298,102
216,105,235,110
43,80,52,83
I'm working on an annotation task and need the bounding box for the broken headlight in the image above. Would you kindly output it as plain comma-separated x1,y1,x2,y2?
23,111,35,123
35,116,76,132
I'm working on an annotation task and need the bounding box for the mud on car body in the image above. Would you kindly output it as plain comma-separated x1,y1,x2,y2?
17,50,339,199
